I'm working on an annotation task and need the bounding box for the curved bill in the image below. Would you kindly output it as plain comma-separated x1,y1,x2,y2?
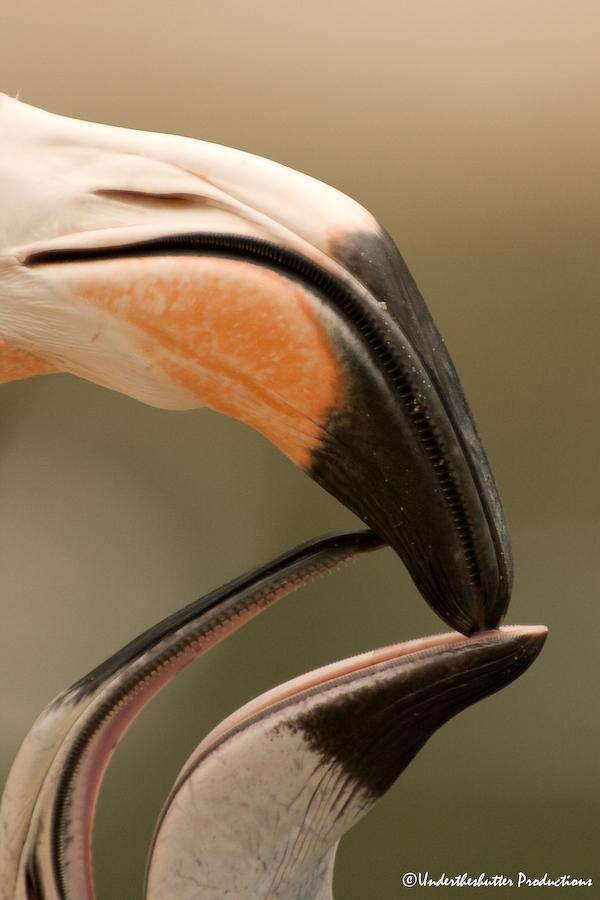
0,517,544,900
0,530,383,900
0,95,511,633
147,625,547,900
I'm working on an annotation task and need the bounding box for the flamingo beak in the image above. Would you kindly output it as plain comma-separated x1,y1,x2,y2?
0,94,511,634
147,625,547,900
0,529,545,900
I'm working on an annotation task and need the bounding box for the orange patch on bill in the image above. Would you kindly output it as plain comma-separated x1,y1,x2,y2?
0,338,63,384
74,256,344,468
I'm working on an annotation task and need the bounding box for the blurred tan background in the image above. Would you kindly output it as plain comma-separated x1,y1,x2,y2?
0,1,598,896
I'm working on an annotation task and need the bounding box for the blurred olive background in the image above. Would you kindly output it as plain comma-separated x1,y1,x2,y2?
0,1,598,896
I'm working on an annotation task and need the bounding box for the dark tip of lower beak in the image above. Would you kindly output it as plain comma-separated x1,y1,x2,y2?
295,625,547,802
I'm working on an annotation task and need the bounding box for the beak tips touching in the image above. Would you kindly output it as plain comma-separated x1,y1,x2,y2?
0,100,549,900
